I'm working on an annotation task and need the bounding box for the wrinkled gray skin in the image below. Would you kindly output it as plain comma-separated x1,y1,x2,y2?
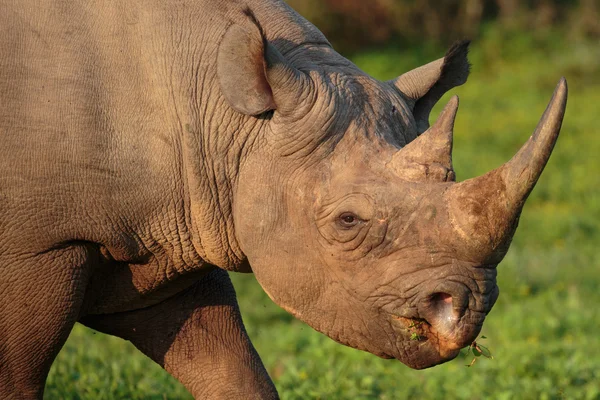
0,0,567,398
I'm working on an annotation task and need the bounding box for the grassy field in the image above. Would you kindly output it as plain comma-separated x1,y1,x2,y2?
46,29,600,399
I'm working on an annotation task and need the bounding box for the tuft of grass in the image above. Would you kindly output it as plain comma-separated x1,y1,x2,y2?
48,31,599,399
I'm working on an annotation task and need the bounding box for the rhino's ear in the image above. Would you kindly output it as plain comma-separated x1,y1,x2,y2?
390,40,470,134
217,9,308,116
217,23,276,116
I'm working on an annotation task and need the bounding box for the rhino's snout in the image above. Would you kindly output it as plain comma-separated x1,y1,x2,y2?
389,276,498,368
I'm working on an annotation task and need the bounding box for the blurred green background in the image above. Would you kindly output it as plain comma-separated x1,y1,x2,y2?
47,1,599,399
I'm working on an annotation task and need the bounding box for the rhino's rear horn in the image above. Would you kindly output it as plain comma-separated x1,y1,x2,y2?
389,96,458,182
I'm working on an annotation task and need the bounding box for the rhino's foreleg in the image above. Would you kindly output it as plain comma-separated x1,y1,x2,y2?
81,268,278,399
0,245,92,399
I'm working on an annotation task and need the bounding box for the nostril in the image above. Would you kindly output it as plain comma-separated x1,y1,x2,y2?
431,292,453,305
416,287,479,350
428,292,457,326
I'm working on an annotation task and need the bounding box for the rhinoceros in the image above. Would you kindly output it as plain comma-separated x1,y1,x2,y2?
0,0,567,398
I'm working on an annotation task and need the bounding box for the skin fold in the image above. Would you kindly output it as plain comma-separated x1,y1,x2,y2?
0,0,566,398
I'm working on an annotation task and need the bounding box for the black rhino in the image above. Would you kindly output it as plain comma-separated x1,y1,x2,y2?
0,0,566,398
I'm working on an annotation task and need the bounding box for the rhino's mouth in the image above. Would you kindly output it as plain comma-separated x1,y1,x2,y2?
390,313,478,368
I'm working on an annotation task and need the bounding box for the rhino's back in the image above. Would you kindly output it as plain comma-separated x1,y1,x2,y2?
0,0,328,250
0,1,182,248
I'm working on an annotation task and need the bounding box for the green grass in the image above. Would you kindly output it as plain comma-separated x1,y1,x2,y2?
46,31,600,399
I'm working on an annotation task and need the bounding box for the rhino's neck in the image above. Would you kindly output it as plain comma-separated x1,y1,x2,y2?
161,0,329,270
179,112,267,271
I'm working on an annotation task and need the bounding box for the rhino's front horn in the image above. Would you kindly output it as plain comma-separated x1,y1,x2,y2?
496,78,568,204
445,78,568,262
389,96,459,182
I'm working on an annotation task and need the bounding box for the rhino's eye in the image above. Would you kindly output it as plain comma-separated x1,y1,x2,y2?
338,212,359,228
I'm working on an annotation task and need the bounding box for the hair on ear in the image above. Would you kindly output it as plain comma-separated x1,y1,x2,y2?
390,40,471,134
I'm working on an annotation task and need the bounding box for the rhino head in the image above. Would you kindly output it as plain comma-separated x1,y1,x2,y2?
218,12,567,369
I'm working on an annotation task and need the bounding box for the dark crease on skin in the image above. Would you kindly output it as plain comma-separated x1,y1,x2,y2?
274,64,372,158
